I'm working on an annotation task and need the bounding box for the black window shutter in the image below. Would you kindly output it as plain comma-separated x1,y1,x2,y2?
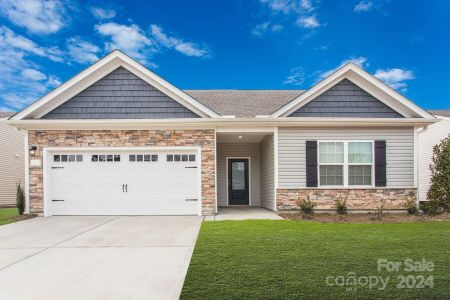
374,140,387,187
306,141,318,187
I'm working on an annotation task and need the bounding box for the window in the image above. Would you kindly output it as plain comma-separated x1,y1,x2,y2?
166,154,196,162
91,154,121,162
129,154,158,162
319,142,344,186
54,154,83,163
318,141,373,187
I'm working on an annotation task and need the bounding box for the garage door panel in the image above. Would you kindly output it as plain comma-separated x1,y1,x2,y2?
49,150,200,215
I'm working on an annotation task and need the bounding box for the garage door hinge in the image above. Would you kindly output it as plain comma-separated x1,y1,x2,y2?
52,199,65,202
51,167,64,169
185,198,198,201
185,166,197,169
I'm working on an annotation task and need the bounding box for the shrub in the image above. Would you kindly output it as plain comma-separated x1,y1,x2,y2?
297,196,316,219
16,183,24,215
373,201,385,221
419,201,441,216
405,198,418,215
427,137,450,211
335,199,347,215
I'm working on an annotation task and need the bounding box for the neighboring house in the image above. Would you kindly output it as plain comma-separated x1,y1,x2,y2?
7,50,438,216
0,112,24,207
418,110,450,202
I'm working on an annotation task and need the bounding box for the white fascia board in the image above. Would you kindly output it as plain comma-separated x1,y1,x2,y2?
6,117,438,130
11,50,219,120
271,62,435,119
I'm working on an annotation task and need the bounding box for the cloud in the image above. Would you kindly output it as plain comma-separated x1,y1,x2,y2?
90,7,116,20
354,1,373,12
251,22,283,37
0,27,61,110
21,68,46,80
317,56,368,81
0,0,67,34
67,37,101,64
374,68,415,91
297,15,320,28
260,0,314,14
150,24,211,57
283,67,306,86
95,22,155,64
0,26,63,62
258,0,320,32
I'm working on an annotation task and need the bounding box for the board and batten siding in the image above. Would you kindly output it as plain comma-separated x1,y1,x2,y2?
42,67,200,119
0,119,24,207
260,135,275,210
217,143,260,206
418,116,450,201
278,127,415,188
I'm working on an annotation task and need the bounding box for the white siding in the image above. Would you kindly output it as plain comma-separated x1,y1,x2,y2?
260,135,275,210
418,117,450,201
278,127,415,188
0,119,24,206
217,143,260,206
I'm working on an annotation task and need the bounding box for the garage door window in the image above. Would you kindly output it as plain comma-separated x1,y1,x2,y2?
91,154,121,162
167,154,196,162
54,154,83,162
129,154,158,162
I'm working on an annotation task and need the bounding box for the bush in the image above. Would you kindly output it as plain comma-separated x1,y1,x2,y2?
16,183,24,215
373,201,385,221
297,196,316,219
405,198,418,215
335,199,347,215
427,137,450,211
419,201,441,216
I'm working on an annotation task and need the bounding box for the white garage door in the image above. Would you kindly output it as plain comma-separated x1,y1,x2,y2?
48,150,199,215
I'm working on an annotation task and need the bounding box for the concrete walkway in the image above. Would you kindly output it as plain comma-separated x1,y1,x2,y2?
0,216,202,300
204,207,283,221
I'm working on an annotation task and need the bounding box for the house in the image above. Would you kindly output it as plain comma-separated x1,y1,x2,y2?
418,110,450,203
6,50,438,216
0,112,24,207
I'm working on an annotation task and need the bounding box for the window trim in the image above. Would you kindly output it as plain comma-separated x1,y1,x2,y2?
318,140,375,188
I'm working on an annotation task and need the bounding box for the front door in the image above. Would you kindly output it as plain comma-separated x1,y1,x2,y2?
228,159,249,205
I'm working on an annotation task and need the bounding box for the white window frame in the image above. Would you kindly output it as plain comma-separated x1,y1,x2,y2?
318,140,375,188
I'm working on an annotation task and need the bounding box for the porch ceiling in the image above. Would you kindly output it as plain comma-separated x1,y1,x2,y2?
217,132,270,143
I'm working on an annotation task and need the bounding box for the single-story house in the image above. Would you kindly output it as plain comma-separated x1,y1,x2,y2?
0,112,24,207
7,50,438,216
418,110,450,202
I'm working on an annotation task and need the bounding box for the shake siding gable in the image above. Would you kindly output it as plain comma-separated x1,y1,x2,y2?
289,79,404,118
42,67,200,119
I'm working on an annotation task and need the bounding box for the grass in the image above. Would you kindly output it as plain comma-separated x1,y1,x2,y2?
181,220,450,299
0,207,19,225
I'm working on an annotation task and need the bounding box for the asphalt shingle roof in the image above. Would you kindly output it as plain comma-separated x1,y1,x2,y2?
184,90,305,117
0,111,14,118
428,110,450,118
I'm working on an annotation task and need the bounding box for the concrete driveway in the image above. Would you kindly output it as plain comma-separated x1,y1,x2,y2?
0,216,202,300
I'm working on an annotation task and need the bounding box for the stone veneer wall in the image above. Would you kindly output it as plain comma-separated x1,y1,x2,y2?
28,129,216,215
277,188,416,210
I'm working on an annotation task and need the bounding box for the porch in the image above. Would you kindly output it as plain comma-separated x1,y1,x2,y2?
205,207,283,221
215,130,276,213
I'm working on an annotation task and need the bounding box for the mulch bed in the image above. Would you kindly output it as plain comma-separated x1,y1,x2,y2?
8,214,37,223
279,212,450,223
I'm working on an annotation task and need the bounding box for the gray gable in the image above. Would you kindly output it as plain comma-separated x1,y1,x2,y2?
42,67,200,119
288,79,404,118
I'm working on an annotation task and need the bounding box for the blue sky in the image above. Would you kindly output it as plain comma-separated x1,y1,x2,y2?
0,0,449,112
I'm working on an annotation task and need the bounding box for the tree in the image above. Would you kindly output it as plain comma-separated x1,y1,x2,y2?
16,183,24,215
427,137,450,211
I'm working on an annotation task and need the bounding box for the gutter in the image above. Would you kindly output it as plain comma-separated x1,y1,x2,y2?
6,117,439,130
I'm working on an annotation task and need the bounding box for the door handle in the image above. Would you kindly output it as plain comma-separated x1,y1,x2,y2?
122,184,125,193
125,184,128,193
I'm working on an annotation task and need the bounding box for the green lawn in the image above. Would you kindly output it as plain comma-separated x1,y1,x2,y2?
181,220,450,299
0,208,19,225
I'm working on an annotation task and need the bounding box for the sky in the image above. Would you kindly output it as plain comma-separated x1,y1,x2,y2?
0,0,449,112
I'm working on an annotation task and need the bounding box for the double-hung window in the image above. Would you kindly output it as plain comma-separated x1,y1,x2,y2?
318,141,374,187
